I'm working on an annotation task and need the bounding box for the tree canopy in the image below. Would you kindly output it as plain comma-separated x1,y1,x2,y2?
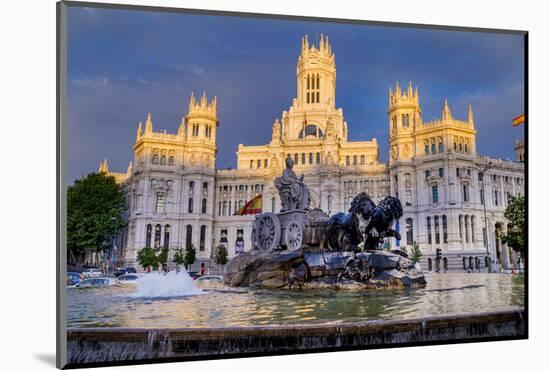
501,195,525,258
184,243,197,269
67,172,126,264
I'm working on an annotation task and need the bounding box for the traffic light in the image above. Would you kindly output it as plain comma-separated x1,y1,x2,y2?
436,248,442,260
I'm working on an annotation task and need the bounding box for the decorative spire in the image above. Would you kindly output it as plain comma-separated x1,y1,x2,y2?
468,104,474,125
188,92,196,113
98,158,108,173
395,81,401,96
145,112,153,134
389,87,393,108
408,81,413,97
126,161,133,176
442,99,452,120
178,116,186,137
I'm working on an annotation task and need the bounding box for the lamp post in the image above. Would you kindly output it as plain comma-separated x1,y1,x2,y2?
476,162,493,273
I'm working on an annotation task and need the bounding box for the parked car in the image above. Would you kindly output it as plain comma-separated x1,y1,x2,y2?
82,268,103,278
196,275,223,281
75,277,119,288
187,271,201,280
116,273,140,284
113,268,128,278
114,267,138,277
66,272,83,286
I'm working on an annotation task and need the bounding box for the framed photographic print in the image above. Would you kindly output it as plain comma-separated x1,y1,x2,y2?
57,1,527,368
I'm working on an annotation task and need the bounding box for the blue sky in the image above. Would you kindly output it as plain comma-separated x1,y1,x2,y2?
67,5,525,183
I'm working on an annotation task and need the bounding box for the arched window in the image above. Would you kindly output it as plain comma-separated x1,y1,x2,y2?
168,156,175,165
222,201,227,216
431,140,436,153
294,153,298,164
299,125,324,139
146,224,152,247
199,225,206,251
201,198,207,214
424,141,429,155
434,216,440,244
302,153,306,164
406,218,413,245
316,152,321,164
152,154,159,164
307,75,310,89
250,160,253,169
185,225,192,249
316,74,320,89
438,141,444,152
346,156,350,166
327,195,333,213
164,225,170,247
188,197,194,213
442,215,448,243
160,155,167,165
154,224,162,248
427,217,432,245
392,116,397,132
309,153,313,164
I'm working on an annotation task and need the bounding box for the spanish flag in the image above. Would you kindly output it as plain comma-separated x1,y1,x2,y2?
513,114,525,127
235,194,262,215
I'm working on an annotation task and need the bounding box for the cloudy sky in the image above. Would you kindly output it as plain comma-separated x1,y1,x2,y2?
67,5,525,184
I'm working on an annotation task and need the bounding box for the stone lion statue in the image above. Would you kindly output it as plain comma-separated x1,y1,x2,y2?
321,192,376,251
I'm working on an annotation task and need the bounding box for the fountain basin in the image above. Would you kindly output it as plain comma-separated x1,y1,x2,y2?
67,309,526,366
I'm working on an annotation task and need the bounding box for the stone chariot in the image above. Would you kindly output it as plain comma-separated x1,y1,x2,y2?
252,157,328,252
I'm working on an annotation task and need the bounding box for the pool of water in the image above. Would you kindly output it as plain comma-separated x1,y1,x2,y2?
66,273,524,329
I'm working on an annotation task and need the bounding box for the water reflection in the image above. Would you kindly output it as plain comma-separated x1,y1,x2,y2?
67,273,524,329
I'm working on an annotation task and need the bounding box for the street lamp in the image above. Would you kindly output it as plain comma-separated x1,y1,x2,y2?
475,161,493,273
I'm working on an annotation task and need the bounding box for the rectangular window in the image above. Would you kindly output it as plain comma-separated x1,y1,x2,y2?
463,184,469,202
316,152,321,164
156,193,165,213
316,92,319,103
439,168,444,177
425,170,430,180
346,156,350,166
432,186,438,204
360,155,365,164
480,189,485,205
353,155,358,165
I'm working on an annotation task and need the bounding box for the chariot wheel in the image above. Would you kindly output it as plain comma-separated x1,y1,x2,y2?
255,213,281,252
284,220,304,251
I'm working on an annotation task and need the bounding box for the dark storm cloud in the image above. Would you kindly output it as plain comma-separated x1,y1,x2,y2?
67,6,525,183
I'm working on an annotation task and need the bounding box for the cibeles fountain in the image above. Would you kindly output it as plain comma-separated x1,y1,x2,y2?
225,157,427,289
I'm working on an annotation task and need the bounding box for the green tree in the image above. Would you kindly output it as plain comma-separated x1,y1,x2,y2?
184,243,197,270
157,246,169,270
501,195,525,258
410,242,423,264
215,244,229,273
136,246,158,270
67,172,125,265
172,248,185,266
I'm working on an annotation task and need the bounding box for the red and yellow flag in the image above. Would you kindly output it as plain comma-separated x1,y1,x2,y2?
513,114,525,127
235,194,262,215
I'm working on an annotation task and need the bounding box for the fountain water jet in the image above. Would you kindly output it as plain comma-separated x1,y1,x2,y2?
133,270,202,298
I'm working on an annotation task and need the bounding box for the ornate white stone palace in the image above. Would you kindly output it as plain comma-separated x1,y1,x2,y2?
99,35,524,272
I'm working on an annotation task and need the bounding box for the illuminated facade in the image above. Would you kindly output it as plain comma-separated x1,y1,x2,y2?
100,35,524,272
